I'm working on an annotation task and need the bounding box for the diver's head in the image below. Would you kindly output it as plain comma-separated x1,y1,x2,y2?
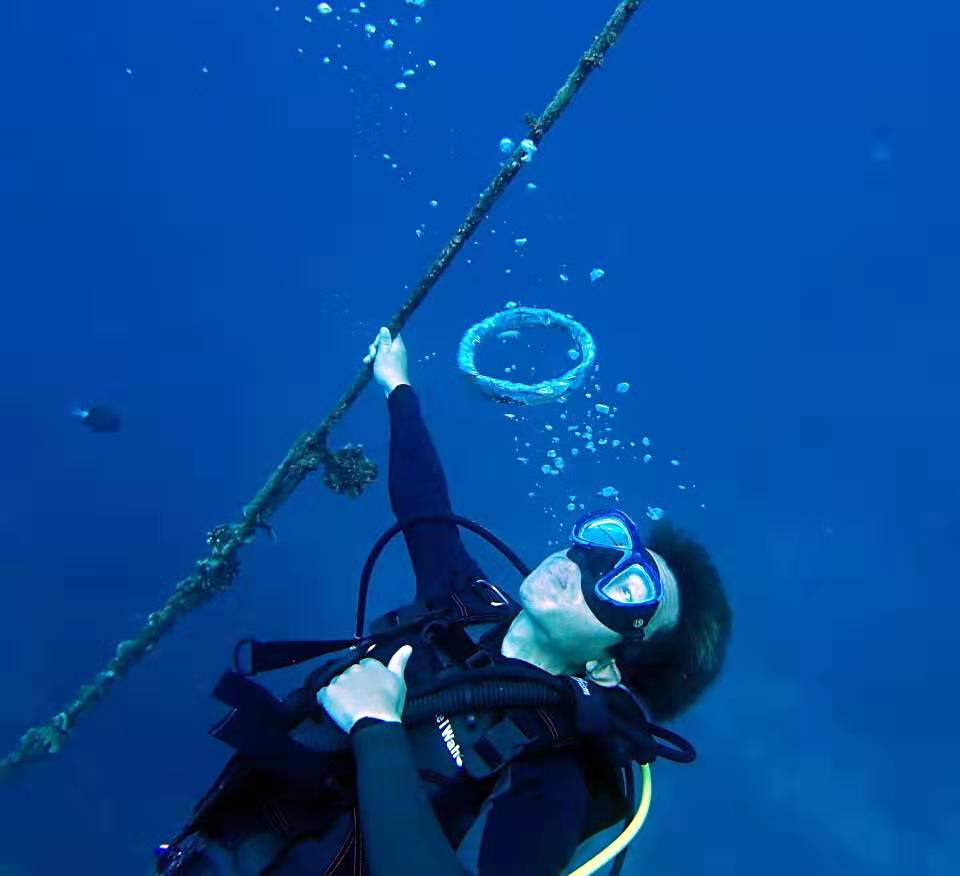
509,509,732,720
515,546,679,687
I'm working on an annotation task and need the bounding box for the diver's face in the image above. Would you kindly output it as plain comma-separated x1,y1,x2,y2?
518,549,622,656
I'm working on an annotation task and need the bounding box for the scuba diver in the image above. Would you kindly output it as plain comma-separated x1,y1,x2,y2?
154,327,733,876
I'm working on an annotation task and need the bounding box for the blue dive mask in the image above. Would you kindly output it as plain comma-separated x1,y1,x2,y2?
566,509,663,641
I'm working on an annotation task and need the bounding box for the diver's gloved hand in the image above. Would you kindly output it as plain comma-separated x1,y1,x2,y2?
316,645,414,734
363,326,410,397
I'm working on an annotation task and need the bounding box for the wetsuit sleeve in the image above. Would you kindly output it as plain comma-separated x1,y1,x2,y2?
387,384,486,602
452,750,591,876
351,721,589,876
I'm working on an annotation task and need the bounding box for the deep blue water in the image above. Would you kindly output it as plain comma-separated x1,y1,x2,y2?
1,1,958,873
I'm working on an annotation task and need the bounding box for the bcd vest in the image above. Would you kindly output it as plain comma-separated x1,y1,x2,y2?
179,578,682,851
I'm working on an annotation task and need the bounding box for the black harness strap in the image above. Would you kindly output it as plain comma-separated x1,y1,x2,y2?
210,671,351,797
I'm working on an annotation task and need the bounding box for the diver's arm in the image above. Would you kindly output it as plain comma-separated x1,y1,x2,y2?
450,751,591,876
350,719,591,876
364,326,486,602
387,384,487,601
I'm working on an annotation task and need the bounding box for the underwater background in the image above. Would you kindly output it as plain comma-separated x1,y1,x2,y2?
1,0,958,873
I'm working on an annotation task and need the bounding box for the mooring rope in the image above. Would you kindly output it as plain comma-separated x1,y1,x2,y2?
0,0,648,782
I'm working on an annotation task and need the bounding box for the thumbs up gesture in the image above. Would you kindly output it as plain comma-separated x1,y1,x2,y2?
316,645,414,734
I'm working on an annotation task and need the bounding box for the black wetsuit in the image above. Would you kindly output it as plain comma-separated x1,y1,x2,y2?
166,385,617,875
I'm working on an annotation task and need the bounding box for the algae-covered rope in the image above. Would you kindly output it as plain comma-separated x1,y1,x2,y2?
0,0,649,782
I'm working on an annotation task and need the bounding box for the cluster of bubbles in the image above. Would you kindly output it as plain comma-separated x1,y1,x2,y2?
126,1,434,82
241,3,446,197
295,2,436,89
486,307,704,544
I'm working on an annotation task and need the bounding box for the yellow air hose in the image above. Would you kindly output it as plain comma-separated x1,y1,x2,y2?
566,763,652,876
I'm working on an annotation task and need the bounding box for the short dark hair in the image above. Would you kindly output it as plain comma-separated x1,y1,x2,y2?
609,521,732,722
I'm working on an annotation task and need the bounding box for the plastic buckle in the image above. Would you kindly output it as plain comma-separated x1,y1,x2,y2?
471,718,530,777
465,649,493,670
422,620,456,669
421,620,448,642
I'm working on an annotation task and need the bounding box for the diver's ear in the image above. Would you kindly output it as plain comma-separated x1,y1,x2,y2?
585,659,622,688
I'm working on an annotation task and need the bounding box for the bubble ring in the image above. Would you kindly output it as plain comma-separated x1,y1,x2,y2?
457,306,597,405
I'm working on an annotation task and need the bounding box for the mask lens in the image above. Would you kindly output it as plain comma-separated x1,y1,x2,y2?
578,516,632,550
599,565,660,605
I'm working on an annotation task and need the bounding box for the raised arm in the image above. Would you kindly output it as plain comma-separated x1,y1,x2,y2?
365,328,486,604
